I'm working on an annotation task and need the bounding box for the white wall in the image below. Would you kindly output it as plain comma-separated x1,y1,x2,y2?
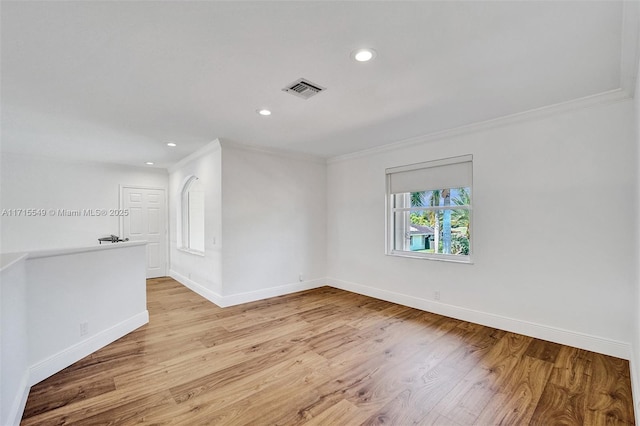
168,141,223,296
0,153,168,253
26,244,148,380
0,243,147,426
1,254,29,426
168,141,327,305
220,142,327,298
327,99,636,357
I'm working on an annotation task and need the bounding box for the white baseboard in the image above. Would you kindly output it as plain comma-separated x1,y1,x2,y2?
3,371,30,426
630,344,640,422
169,271,632,359
28,311,149,386
169,270,225,306
220,279,327,307
169,270,326,307
327,277,632,360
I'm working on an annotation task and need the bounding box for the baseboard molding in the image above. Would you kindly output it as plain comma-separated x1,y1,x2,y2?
169,270,225,306
220,279,327,307
3,371,30,426
327,277,632,360
169,271,633,359
169,270,326,308
28,311,149,386
631,344,640,421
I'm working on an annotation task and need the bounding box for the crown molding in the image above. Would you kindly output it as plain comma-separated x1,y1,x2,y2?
168,139,221,173
621,0,640,97
219,139,327,165
0,151,170,174
328,89,631,164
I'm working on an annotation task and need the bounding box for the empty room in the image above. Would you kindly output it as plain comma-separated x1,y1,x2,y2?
1,1,640,425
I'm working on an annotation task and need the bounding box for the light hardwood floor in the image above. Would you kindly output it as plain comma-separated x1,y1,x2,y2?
22,277,635,425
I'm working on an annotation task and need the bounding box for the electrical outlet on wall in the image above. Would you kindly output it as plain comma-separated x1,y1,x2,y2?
298,273,304,282
80,321,89,337
434,291,441,301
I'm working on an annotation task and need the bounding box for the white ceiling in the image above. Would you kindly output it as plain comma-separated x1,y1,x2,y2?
1,1,637,168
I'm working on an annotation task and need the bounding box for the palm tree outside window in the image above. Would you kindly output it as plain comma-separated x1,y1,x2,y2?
386,155,472,262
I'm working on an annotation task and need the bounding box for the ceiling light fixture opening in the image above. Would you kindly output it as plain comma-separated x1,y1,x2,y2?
352,48,377,62
257,109,272,116
167,142,177,147
145,162,154,165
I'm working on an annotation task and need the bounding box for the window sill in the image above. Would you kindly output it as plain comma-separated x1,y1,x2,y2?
387,250,473,264
178,247,205,257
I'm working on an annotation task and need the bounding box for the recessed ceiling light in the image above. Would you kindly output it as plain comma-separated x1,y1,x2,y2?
352,48,377,62
167,142,177,147
145,162,154,165
257,109,272,116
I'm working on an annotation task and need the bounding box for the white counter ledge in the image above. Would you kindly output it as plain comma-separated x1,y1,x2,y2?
24,240,147,260
1,240,149,425
1,241,147,267
0,252,28,272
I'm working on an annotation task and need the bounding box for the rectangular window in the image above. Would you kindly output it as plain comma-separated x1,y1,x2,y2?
386,155,472,262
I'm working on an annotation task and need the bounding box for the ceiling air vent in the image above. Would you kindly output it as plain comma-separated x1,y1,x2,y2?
282,78,326,100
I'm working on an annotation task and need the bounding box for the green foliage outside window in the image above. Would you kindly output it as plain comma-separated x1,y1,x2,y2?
409,188,470,255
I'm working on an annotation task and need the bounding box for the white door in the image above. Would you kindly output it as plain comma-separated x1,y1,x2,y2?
122,187,167,278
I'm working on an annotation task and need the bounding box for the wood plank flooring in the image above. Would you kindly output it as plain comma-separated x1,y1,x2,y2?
21,277,635,425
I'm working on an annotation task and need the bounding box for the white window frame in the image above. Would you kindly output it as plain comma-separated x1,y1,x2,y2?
385,155,473,263
179,175,205,256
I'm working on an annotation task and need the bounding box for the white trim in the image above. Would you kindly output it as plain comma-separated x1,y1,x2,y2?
0,252,28,272
387,250,472,264
326,277,632,360
178,176,206,254
177,247,205,257
630,349,640,423
621,0,640,97
3,371,29,426
181,177,196,248
328,89,631,164
28,311,149,386
386,164,473,261
392,206,470,212
119,185,169,278
386,154,473,175
26,241,147,260
168,139,222,173
0,151,170,174
219,139,327,165
119,184,168,190
169,270,225,307
220,279,327,307
170,269,326,308
170,272,632,359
